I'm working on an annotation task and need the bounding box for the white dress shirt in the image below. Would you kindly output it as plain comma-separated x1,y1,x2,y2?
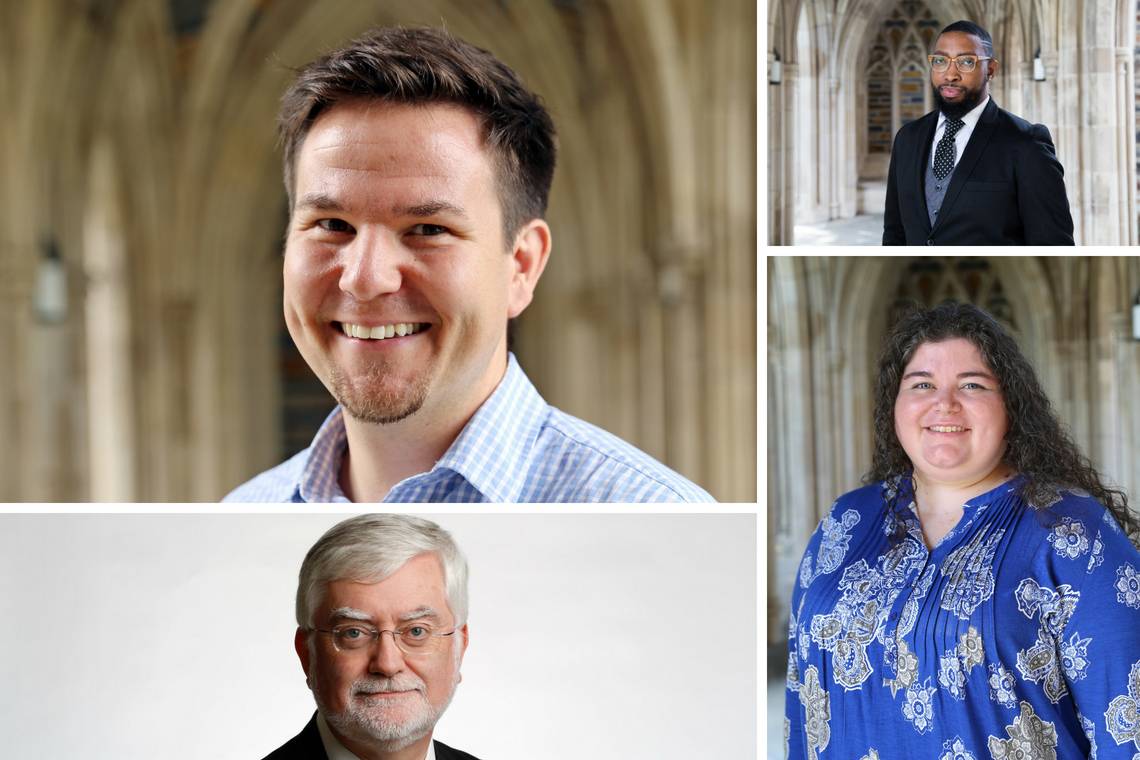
929,95,990,172
316,712,437,760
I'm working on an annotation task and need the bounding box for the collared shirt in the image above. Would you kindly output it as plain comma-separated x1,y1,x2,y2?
316,712,436,760
224,353,713,503
929,95,990,172
785,473,1140,759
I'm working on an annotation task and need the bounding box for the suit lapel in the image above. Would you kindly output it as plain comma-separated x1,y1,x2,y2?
911,111,939,234
931,98,998,234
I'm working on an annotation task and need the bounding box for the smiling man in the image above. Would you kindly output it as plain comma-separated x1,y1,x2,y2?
882,20,1074,245
225,27,712,503
264,514,476,760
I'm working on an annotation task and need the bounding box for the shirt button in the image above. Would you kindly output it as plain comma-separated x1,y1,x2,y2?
936,185,941,190
926,239,935,245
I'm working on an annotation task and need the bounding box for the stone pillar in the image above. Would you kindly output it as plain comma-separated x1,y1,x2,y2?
828,77,841,219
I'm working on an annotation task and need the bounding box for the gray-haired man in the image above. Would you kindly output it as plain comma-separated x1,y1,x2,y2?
263,514,479,760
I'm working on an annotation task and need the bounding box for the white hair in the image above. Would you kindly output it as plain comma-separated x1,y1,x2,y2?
296,514,468,628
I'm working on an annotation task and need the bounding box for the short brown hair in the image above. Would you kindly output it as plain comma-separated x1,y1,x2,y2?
278,26,557,241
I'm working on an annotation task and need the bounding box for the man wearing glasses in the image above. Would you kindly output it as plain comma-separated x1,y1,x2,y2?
883,20,1074,245
263,514,479,760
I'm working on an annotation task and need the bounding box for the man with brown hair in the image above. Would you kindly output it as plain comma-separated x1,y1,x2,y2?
225,27,712,503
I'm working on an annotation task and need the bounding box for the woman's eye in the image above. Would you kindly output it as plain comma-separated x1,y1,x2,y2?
962,382,985,390
409,223,448,236
912,382,933,390
317,218,354,234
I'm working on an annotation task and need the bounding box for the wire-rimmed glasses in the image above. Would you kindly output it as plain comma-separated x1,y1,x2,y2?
928,54,994,73
312,623,458,655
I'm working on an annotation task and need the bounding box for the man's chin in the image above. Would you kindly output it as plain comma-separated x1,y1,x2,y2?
932,88,982,119
329,370,431,425
325,705,436,753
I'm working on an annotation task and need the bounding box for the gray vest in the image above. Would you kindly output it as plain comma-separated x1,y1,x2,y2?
924,154,957,228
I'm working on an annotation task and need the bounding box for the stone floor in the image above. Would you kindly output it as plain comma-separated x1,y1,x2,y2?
792,213,885,246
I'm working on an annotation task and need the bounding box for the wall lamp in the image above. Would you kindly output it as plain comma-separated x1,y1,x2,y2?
770,50,782,85
1132,289,1140,341
34,237,68,325
1033,48,1046,81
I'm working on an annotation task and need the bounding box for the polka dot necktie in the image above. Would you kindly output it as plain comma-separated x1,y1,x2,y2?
933,117,965,180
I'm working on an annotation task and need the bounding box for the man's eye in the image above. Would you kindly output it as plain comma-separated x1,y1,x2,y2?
409,223,448,236
932,56,948,66
339,626,369,639
317,218,354,234
403,625,430,640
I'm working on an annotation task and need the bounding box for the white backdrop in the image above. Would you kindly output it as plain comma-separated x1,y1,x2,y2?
0,513,756,759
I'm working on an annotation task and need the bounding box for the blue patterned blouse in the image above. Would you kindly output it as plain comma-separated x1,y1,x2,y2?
784,474,1140,759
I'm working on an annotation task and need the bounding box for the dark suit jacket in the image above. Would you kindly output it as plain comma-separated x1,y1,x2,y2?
262,713,481,760
882,98,1074,245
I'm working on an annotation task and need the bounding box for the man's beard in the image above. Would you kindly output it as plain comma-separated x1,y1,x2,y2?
932,83,985,119
328,359,431,424
318,673,459,752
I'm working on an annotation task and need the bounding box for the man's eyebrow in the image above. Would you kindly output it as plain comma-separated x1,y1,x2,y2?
295,192,346,212
399,200,469,220
398,606,441,623
328,607,373,623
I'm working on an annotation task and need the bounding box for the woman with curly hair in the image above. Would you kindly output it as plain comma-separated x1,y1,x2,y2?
785,301,1140,760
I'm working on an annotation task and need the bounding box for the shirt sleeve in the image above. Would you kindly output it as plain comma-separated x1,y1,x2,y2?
1062,512,1140,758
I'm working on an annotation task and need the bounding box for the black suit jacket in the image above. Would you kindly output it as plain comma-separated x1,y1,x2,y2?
262,713,481,760
882,98,1074,245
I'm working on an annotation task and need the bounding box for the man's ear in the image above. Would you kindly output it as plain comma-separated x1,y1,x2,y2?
987,57,999,80
506,219,552,319
456,623,470,683
295,627,313,688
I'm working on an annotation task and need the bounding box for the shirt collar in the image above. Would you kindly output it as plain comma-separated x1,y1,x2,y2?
315,713,437,760
937,94,989,132
431,352,548,502
293,352,547,503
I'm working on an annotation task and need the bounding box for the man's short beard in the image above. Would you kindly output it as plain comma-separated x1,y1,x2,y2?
317,672,459,753
932,83,985,119
327,360,431,424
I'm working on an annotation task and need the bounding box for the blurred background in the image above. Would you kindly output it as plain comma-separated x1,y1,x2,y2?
766,255,1140,754
0,0,757,501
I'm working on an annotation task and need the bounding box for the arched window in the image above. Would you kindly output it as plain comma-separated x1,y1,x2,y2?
888,257,1017,336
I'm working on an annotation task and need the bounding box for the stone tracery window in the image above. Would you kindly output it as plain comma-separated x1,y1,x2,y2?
866,1,942,150
888,257,1017,334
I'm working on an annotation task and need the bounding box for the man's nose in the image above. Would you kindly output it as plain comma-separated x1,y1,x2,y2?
368,631,407,676
338,232,404,301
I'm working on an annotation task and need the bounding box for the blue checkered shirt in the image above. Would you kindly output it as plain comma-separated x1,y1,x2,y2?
224,354,714,503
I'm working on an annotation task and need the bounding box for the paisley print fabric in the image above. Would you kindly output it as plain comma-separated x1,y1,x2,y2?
785,475,1140,759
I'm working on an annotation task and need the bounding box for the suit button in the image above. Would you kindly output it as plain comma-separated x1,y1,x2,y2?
926,239,935,245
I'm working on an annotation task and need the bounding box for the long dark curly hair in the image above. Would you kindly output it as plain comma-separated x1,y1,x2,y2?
864,301,1137,544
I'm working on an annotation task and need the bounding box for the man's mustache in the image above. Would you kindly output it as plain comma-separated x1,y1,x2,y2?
352,676,427,695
